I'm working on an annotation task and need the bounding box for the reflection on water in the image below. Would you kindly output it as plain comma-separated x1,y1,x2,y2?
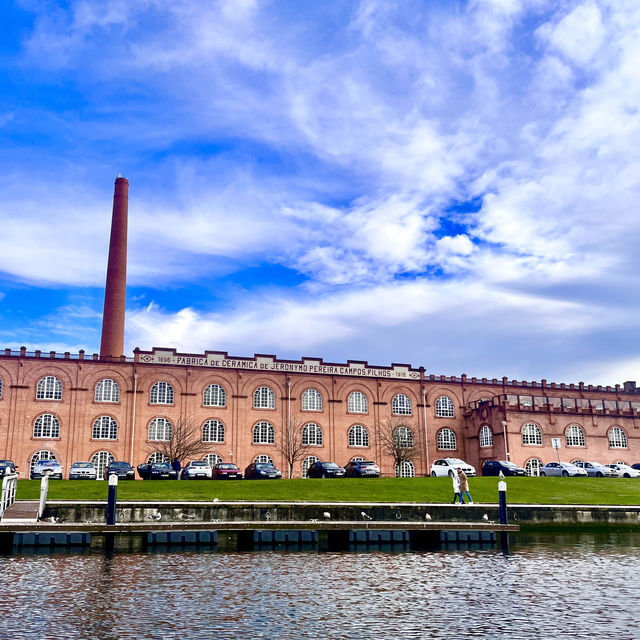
1,531,639,640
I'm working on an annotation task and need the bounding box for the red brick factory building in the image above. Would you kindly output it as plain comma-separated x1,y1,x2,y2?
1,178,639,478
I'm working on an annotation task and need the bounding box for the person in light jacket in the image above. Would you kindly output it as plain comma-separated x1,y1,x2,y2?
451,469,461,504
457,468,473,504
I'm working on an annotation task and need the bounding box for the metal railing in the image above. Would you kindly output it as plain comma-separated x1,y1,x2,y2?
0,473,18,521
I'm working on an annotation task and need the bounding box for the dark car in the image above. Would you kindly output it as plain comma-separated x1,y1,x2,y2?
344,460,380,478
137,462,178,480
632,463,640,471
482,460,526,477
69,461,97,480
104,461,135,480
212,463,243,480
307,461,346,478
244,462,282,480
0,460,17,478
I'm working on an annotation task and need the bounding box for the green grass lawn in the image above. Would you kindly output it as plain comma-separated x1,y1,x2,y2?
14,476,640,505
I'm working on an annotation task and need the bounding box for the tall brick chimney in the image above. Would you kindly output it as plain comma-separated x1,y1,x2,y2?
100,176,129,359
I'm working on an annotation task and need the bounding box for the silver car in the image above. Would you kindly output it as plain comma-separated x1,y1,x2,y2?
605,463,640,478
573,461,616,477
539,462,587,477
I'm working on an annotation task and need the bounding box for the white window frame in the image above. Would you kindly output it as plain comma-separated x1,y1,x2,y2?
30,450,57,476
33,414,60,439
91,451,114,478
203,383,226,407
150,381,174,405
253,421,275,444
254,454,274,464
92,416,118,440
347,391,368,414
302,422,323,446
148,452,171,464
435,395,455,417
437,428,457,450
301,388,323,411
522,422,542,445
253,386,275,409
202,419,225,443
95,379,120,403
348,424,369,447
204,453,222,467
394,426,414,448
525,458,542,476
36,376,62,400
608,427,628,448
395,460,415,477
302,456,319,478
148,417,173,441
392,394,412,415
566,424,586,447
479,425,493,448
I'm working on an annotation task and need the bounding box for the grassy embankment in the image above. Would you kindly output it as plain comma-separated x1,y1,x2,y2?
15,476,640,505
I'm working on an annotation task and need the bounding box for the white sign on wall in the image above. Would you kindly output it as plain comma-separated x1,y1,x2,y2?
551,437,562,450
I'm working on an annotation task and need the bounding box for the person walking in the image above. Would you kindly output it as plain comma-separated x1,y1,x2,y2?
451,469,461,504
457,467,473,504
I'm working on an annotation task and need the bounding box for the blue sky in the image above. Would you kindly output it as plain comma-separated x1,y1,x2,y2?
1,0,639,386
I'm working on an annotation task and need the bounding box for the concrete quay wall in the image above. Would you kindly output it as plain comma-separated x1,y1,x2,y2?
41,501,640,527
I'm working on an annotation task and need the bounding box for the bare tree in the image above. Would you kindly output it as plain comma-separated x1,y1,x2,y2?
375,417,422,474
146,417,211,469
275,416,313,478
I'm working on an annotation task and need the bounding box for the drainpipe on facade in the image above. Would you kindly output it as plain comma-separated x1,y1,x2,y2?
501,419,510,460
130,372,138,464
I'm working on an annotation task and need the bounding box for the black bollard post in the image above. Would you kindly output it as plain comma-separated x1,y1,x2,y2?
106,473,118,525
498,478,508,524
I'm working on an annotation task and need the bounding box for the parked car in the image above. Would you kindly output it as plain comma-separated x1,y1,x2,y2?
632,463,640,471
605,463,640,478
69,461,97,480
137,462,178,480
430,458,476,478
104,461,135,480
573,461,616,477
244,462,282,480
0,460,17,478
31,459,63,479
211,462,243,480
306,461,346,478
181,460,213,480
344,460,380,478
482,460,526,476
539,462,587,477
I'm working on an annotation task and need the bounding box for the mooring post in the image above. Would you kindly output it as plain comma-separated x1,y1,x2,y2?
106,473,118,525
498,478,508,525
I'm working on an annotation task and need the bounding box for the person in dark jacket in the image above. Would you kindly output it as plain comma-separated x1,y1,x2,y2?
172,458,181,479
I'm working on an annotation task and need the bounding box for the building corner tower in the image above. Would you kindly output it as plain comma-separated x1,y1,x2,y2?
99,176,129,359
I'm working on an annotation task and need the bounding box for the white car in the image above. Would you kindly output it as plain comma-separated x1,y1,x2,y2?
539,462,587,477
180,460,213,479
605,463,640,478
430,458,476,477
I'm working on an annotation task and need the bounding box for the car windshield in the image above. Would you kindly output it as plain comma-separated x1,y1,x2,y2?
152,463,171,470
73,462,93,468
255,464,274,470
0,462,12,467
219,464,237,469
190,462,207,467
447,459,465,465
111,462,130,468
360,461,376,466
39,461,59,466
323,463,340,468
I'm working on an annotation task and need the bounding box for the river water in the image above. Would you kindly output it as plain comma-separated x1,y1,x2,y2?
1,531,638,640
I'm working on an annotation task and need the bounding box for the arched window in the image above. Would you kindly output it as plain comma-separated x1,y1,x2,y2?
202,419,225,442
302,423,323,446
302,456,319,478
396,460,415,477
150,382,174,405
348,424,369,447
203,384,226,407
525,458,542,476
437,428,456,450
92,416,118,440
435,395,455,417
394,426,414,448
479,425,493,448
148,417,172,441
254,386,275,409
33,414,60,439
522,423,542,445
302,388,323,411
392,394,412,415
204,453,222,467
566,424,586,447
148,452,171,464
253,421,275,444
347,391,368,413
91,451,114,478
255,454,274,464
95,379,120,403
30,450,57,476
36,376,62,400
608,427,628,448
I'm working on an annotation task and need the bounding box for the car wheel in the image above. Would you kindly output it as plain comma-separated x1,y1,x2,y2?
562,471,569,477
431,471,437,477
624,473,630,478
596,472,603,477
540,472,546,476
448,470,455,477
